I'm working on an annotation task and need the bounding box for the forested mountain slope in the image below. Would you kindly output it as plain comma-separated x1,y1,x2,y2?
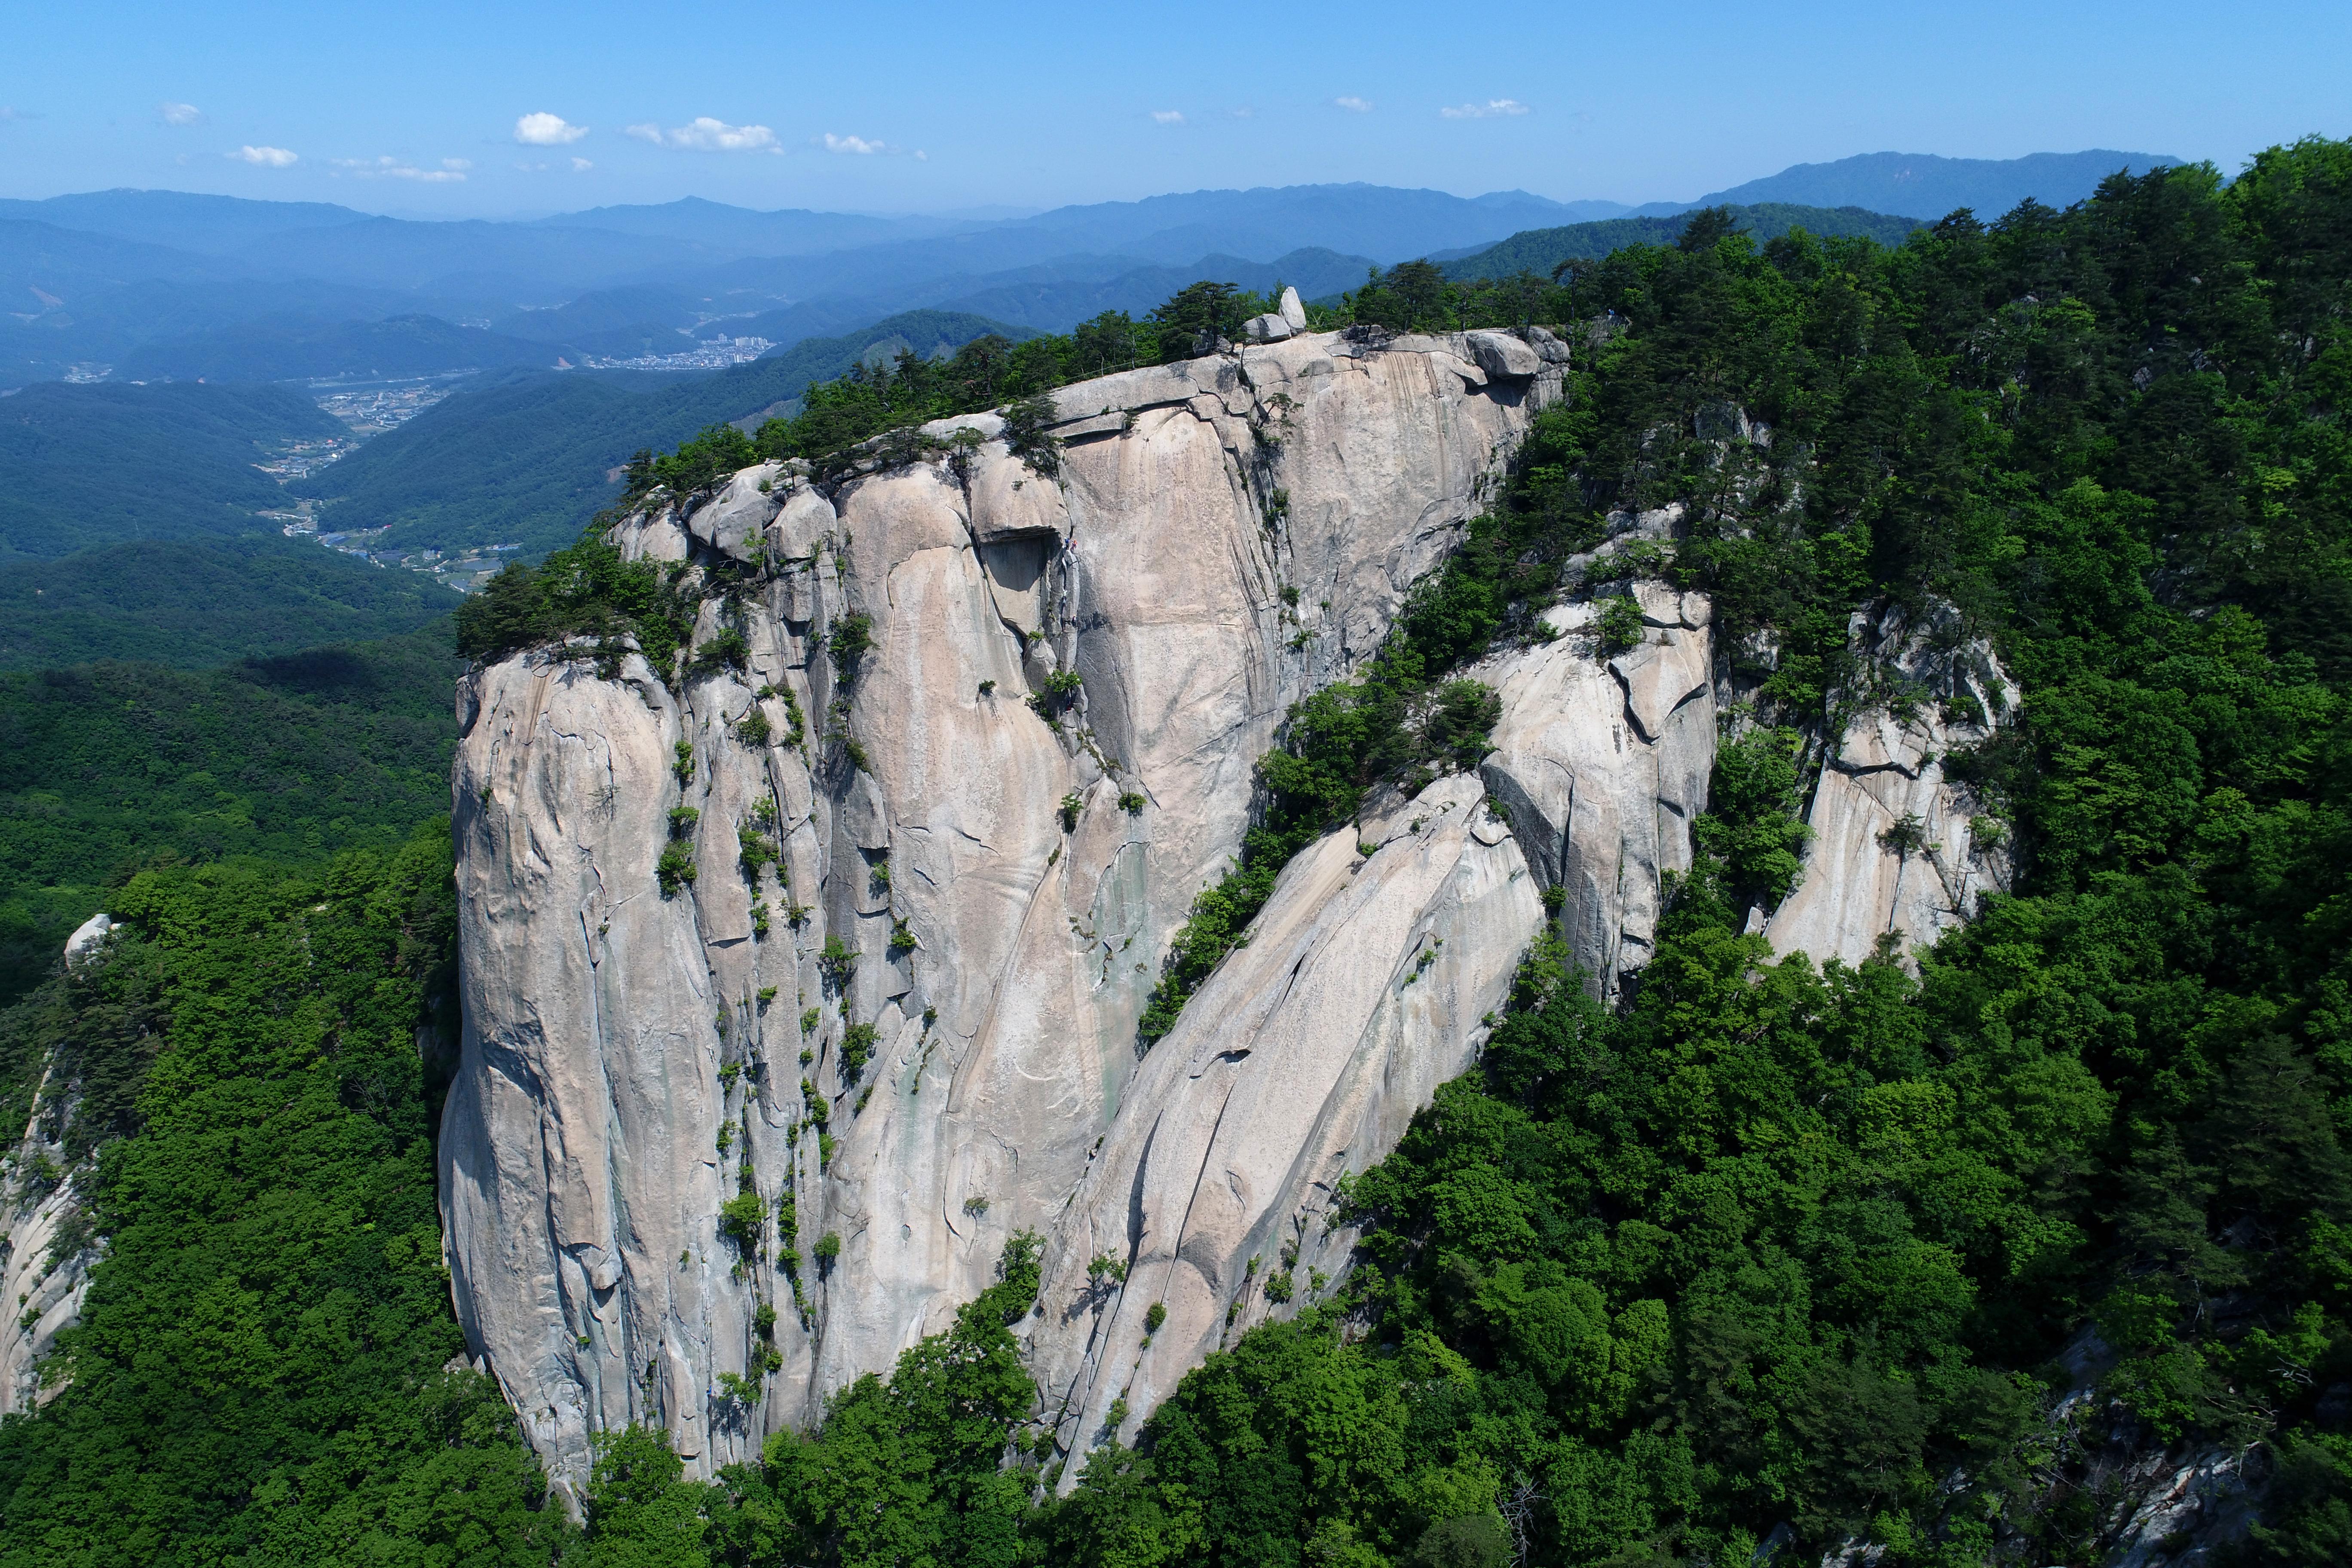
0,535,462,672
454,140,2352,1567
0,628,460,1004
0,380,341,559
0,138,2345,1568
0,830,567,1565
1439,202,1919,282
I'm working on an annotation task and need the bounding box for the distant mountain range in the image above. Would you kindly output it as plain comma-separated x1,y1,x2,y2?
0,150,2181,389
1677,149,2181,220
118,313,568,383
1438,203,1924,285
0,144,2203,686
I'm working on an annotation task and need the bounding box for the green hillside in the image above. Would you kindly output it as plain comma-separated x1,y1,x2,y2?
0,380,340,559
116,311,566,383
0,534,463,670
0,829,564,1560
1440,201,1920,282
300,309,1031,557
0,627,460,1004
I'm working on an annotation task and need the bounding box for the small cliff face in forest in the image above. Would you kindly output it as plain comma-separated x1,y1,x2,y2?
436,329,2013,1498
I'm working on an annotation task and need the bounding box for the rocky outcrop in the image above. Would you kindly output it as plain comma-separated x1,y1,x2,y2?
439,330,1570,1495
1020,573,1731,1467
1029,773,1543,1463
438,325,2034,1498
0,921,112,1414
1476,585,1715,1001
1763,603,2017,966
61,912,112,968
0,1142,93,1414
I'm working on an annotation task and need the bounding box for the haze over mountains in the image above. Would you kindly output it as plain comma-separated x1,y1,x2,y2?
0,144,2182,625
2,148,2175,392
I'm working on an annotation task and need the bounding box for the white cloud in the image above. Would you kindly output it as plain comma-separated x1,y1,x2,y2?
1334,95,1372,113
514,111,587,146
329,155,464,182
1439,98,1529,119
158,101,202,126
817,132,923,158
632,116,779,152
1231,107,1255,119
571,156,593,171
235,144,298,167
1151,110,1184,125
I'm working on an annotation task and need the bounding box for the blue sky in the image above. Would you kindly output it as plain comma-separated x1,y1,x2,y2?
3,0,2346,217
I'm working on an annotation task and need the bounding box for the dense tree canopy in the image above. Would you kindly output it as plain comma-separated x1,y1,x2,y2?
0,628,461,1005
0,827,572,1565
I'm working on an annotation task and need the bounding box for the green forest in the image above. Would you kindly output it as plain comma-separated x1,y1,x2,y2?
0,379,343,560
3,138,2350,1566
0,534,462,671
0,628,460,1004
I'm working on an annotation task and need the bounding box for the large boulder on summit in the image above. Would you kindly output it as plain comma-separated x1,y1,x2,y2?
1466,329,1541,380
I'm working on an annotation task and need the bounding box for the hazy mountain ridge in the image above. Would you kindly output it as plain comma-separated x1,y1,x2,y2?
1674,146,2181,218
298,309,1032,555
1439,202,1923,283
117,312,570,383
0,158,2184,389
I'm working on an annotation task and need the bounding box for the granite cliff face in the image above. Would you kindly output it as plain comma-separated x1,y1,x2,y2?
434,330,2014,1495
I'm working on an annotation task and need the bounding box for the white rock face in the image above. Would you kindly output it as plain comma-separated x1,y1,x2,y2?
1763,603,2018,966
439,331,1569,1494
1022,576,1756,1472
439,325,2027,1494
1029,774,1542,1464
1474,585,1715,1001
0,1075,97,1414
